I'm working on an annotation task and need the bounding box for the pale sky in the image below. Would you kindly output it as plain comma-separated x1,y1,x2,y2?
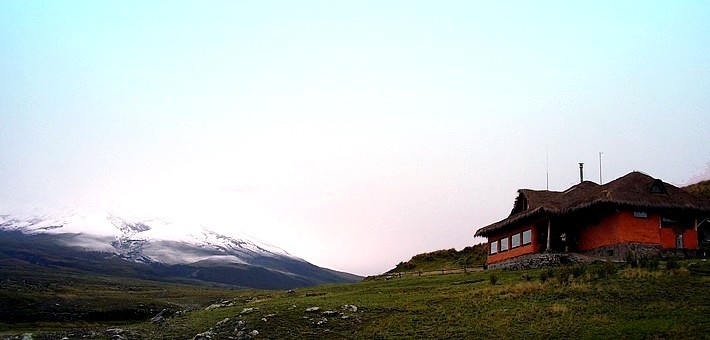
1,1,709,275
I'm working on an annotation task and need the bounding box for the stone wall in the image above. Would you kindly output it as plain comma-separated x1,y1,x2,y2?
582,243,662,261
487,252,596,271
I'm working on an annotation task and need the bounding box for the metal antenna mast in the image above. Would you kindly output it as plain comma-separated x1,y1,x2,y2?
546,152,549,190
599,152,603,184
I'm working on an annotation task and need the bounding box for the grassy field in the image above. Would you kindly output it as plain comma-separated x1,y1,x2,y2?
5,259,708,339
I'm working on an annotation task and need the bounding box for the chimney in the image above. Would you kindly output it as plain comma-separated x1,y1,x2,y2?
579,163,584,183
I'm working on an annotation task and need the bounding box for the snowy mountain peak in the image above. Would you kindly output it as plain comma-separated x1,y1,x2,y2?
0,209,293,265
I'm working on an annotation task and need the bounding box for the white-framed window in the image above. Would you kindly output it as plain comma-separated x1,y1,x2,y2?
500,238,509,252
634,211,648,218
662,216,677,227
522,229,532,245
490,240,498,254
511,233,521,248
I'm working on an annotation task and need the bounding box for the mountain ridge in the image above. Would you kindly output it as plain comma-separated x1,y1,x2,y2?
0,210,361,289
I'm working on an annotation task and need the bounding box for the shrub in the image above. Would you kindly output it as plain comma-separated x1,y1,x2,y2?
626,252,638,268
556,267,573,285
590,262,619,280
539,270,549,283
571,264,587,278
489,273,498,285
638,256,659,271
539,268,556,283
666,257,680,270
521,273,532,282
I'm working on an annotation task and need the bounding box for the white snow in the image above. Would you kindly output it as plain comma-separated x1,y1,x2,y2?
0,208,295,265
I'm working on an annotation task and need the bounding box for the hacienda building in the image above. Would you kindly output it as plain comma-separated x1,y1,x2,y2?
475,171,710,268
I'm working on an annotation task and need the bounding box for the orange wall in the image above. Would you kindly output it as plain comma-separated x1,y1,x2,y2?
580,211,699,251
660,226,698,249
684,229,698,249
579,211,661,250
660,227,676,248
578,216,619,251
487,224,538,264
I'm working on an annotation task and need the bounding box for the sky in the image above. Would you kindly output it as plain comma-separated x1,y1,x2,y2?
1,1,709,275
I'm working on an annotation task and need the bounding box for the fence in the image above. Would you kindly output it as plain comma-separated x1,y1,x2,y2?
368,265,484,281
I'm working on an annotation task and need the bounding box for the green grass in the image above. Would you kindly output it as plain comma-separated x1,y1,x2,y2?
4,260,710,339
388,244,487,273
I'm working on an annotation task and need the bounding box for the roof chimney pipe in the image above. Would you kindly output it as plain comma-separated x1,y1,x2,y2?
579,162,584,183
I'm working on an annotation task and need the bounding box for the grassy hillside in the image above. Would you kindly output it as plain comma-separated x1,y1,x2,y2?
5,260,709,339
0,262,240,334
684,179,710,199
387,243,487,273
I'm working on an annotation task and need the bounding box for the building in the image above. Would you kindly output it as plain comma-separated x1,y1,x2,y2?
474,171,710,268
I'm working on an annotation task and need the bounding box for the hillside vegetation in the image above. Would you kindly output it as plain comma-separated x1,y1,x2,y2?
387,243,487,273
4,259,709,339
684,179,710,199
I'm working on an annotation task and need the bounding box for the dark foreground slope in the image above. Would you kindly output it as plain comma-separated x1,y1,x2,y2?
0,230,360,290
3,260,709,339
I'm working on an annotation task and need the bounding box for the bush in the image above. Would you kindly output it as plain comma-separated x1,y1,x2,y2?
666,257,680,270
591,262,619,280
571,264,587,278
489,273,498,285
540,270,549,283
521,273,532,282
556,267,573,285
638,256,659,271
626,252,638,268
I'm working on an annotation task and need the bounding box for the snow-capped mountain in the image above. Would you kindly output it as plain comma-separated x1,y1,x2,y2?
0,209,360,289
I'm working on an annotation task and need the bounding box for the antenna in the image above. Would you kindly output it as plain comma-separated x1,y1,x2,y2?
599,152,603,184
546,151,549,190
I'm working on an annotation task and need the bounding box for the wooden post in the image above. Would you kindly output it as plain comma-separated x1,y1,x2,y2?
546,219,551,252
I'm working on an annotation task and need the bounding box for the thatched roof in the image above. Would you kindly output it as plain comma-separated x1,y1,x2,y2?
475,171,710,237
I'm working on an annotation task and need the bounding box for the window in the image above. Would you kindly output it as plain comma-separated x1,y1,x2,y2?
500,238,509,252
662,216,677,227
511,233,521,248
490,240,498,254
522,229,532,245
634,211,648,218
650,179,667,194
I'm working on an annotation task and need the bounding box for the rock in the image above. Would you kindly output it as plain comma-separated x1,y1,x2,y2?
287,289,295,294
249,330,259,336
241,307,256,314
314,317,328,326
215,318,230,327
341,304,358,312
235,320,246,331
261,317,267,322
150,309,167,323
193,330,213,339
106,328,125,335
305,306,320,313
20,334,33,340
321,310,339,317
106,328,128,339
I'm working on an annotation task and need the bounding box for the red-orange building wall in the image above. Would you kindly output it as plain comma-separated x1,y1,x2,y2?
579,210,698,251
487,210,700,265
487,224,538,264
